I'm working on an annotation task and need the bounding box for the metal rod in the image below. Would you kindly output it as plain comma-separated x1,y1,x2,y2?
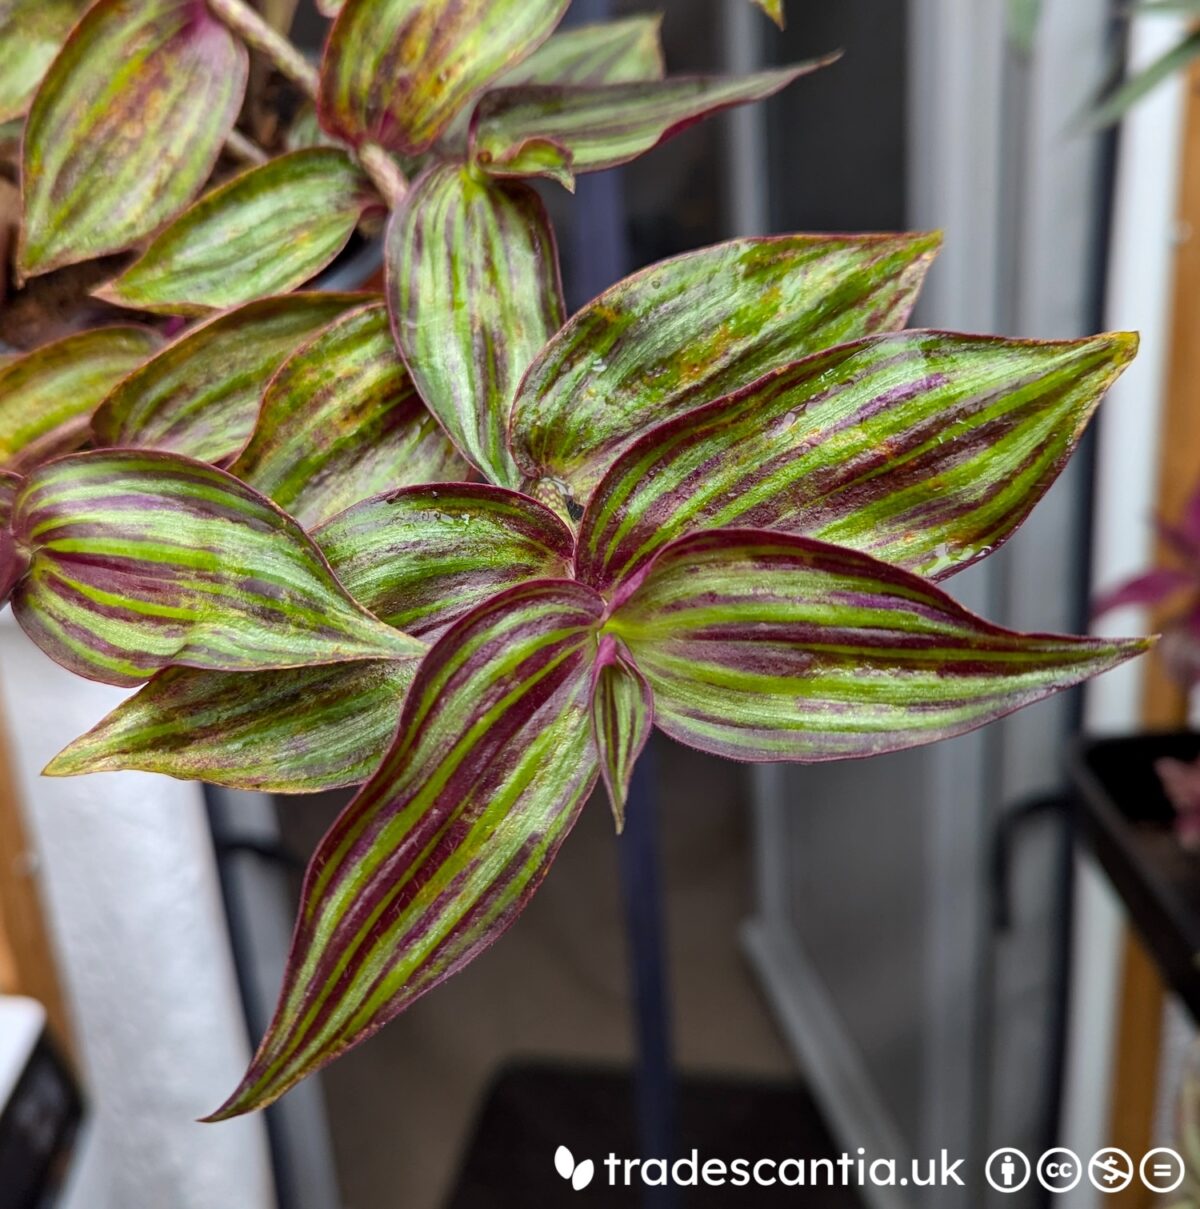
617,746,679,1208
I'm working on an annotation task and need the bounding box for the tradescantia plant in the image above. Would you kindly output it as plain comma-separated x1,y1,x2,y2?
0,0,1152,1119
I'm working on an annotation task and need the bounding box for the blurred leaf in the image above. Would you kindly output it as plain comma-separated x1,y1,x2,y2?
285,103,340,151
209,580,603,1118
0,327,160,472
591,638,652,831
45,660,420,791
0,0,89,123
231,303,468,527
575,331,1136,591
92,293,366,463
97,150,378,316
11,451,421,686
0,471,25,607
501,16,665,86
610,529,1150,762
318,0,570,154
312,482,576,637
1007,0,1041,54
1085,30,1200,129
511,231,941,504
387,163,564,486
753,0,785,28
471,61,834,188
19,0,248,276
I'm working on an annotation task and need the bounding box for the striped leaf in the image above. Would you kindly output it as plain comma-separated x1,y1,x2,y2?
0,0,88,123
11,451,421,687
96,150,378,316
0,471,25,606
230,304,468,528
0,327,160,473
313,482,575,638
591,637,652,831
387,163,564,486
209,580,603,1117
511,232,941,503
501,16,664,86
19,0,248,277
318,0,570,154
576,330,1136,591
470,62,830,189
92,293,366,464
609,529,1150,762
44,481,574,789
45,659,420,791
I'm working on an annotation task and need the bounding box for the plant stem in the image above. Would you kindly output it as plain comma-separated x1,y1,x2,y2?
206,0,319,97
224,129,269,166
357,143,409,208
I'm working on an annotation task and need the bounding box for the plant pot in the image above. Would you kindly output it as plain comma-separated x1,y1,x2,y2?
1069,731,1200,1021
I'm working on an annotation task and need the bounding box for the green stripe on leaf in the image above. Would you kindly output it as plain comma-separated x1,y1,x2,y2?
19,0,248,276
511,231,941,503
576,330,1136,590
96,150,379,316
209,579,603,1118
387,163,564,486
11,451,421,686
231,304,468,528
609,528,1150,762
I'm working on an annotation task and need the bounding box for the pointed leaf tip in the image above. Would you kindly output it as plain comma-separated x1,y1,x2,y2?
755,0,786,28
210,581,604,1118
591,639,653,832
12,451,419,687
609,529,1151,762
575,328,1137,590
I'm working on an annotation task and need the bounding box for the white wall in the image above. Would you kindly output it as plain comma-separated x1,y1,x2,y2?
0,616,274,1209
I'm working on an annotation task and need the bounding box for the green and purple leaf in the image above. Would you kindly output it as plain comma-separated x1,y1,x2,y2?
19,0,248,277
11,451,421,686
609,529,1151,762
313,482,575,637
469,62,832,188
209,579,603,1118
44,482,575,789
91,293,366,463
591,637,652,831
500,16,664,86
0,0,89,123
95,150,379,316
230,304,467,528
511,232,941,503
318,0,570,154
387,163,564,486
0,471,25,606
45,659,420,791
0,327,160,473
576,330,1136,591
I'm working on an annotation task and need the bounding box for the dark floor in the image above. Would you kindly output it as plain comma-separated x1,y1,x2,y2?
444,1064,864,1209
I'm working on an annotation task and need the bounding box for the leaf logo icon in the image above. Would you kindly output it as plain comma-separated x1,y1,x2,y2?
553,1145,595,1190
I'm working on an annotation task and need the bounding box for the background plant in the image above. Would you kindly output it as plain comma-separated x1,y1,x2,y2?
0,0,1150,1118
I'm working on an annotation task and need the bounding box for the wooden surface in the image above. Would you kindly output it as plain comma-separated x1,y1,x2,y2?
1106,60,1200,1204
0,699,74,1061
